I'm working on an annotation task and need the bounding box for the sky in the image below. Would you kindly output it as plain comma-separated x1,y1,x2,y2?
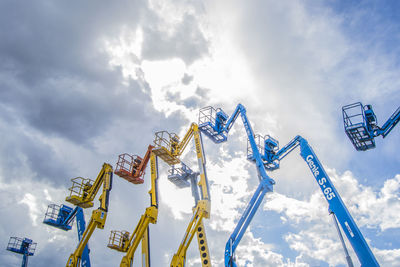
0,0,399,266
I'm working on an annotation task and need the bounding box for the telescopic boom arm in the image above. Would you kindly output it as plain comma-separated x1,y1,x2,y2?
66,163,113,267
108,151,159,267
153,123,212,267
198,104,275,267
263,135,379,266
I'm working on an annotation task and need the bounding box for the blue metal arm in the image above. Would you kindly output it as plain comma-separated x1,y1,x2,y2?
377,106,400,138
43,205,91,267
265,135,379,266
199,104,275,266
75,208,91,267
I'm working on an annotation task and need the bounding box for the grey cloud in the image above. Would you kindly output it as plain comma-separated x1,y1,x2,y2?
182,73,194,85
141,14,209,65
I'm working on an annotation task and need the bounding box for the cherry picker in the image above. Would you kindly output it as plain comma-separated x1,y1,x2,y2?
43,203,90,266
6,236,37,267
260,135,380,266
65,163,113,267
153,123,212,267
342,102,400,151
107,145,158,267
198,104,275,267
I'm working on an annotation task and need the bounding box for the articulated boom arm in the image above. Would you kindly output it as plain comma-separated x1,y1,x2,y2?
378,106,400,137
170,125,211,267
110,152,159,267
66,163,113,267
264,136,379,266
199,104,275,267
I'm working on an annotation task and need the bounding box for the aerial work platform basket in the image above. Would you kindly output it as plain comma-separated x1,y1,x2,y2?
115,153,144,184
153,131,181,165
43,204,73,231
168,163,193,188
66,177,95,208
7,237,37,256
247,134,280,170
198,106,228,143
342,102,376,151
107,230,130,252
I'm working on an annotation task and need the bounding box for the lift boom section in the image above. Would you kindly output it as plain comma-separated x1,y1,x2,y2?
108,149,159,267
342,102,400,151
66,163,113,267
262,135,379,266
198,104,275,267
153,123,212,267
43,204,90,266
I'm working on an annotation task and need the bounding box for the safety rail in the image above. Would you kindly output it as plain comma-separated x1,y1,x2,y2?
342,102,375,151
115,153,144,184
153,131,181,165
198,106,228,143
246,134,265,162
108,230,130,252
43,204,73,230
168,164,193,188
7,237,37,256
66,177,94,208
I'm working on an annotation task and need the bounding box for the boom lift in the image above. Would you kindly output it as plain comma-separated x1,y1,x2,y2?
107,145,158,267
198,104,275,267
259,135,379,266
342,102,400,151
43,204,90,266
6,236,37,267
153,123,212,267
65,163,113,267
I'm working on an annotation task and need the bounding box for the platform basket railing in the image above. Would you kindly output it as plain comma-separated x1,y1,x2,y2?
108,230,130,252
7,237,37,256
247,134,265,161
342,102,375,151
43,203,60,223
153,131,181,165
115,153,134,177
68,177,93,197
263,135,280,170
43,204,73,230
342,102,365,129
198,106,228,143
167,163,192,188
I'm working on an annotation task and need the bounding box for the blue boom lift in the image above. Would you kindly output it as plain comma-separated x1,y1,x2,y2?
342,102,400,151
260,135,380,266
198,104,275,267
6,236,37,267
43,203,90,267
199,104,379,266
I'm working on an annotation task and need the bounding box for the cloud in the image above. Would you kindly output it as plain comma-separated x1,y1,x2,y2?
263,170,400,265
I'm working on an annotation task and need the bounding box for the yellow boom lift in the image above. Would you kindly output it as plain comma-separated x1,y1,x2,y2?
65,163,114,267
107,145,158,267
153,123,211,267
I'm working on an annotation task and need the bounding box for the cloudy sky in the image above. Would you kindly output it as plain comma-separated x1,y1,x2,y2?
1,0,399,266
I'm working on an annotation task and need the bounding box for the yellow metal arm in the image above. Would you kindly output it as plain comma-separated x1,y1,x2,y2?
170,124,212,267
194,126,210,202
65,163,113,267
170,200,211,267
108,153,159,267
153,123,197,166
66,209,108,267
66,163,113,209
